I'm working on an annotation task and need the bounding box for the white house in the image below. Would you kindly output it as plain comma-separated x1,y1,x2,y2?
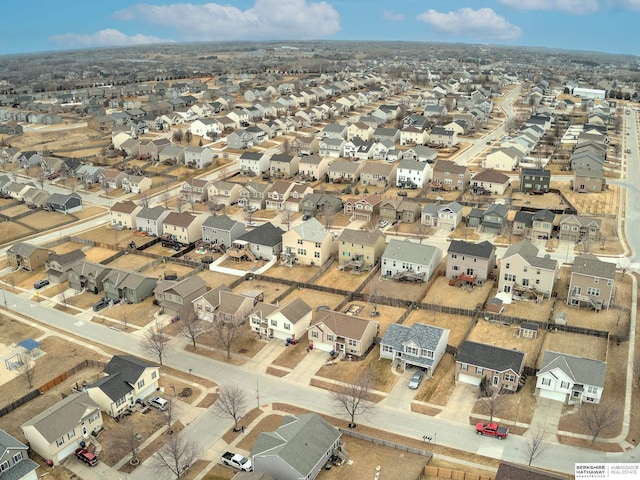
380,239,442,283
536,351,607,404
396,158,431,189
248,298,312,341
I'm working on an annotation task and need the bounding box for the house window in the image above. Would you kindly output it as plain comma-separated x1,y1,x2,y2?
311,331,318,339
505,263,510,269
587,385,597,394
348,339,357,347
607,279,613,286
560,381,570,389
460,363,468,372
405,346,419,355
0,461,8,472
151,371,157,380
504,373,515,382
327,334,334,341
138,379,145,389
587,287,600,296
451,254,457,259
89,413,100,423
476,367,483,375
284,323,290,331
382,345,393,353
67,429,75,440
542,378,551,386
594,278,599,284
12,452,23,463
314,251,320,258
116,396,127,407
56,437,65,447
297,239,303,245
270,319,277,327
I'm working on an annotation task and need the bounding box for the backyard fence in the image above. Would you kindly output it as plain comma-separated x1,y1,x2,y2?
338,428,433,461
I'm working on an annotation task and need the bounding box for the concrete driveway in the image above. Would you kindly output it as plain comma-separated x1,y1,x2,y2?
530,397,564,434
436,383,478,422
379,368,417,409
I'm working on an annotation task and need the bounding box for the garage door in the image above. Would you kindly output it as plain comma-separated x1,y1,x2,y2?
57,441,79,463
539,389,566,403
458,373,481,386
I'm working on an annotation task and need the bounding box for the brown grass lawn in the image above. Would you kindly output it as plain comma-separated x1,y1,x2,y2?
2,204,31,217
100,297,159,328
38,282,68,299
558,181,620,216
141,262,195,279
0,221,37,245
448,224,481,241
233,279,289,305
467,319,543,368
191,326,266,360
218,257,268,271
500,296,554,322
105,252,154,271
471,378,537,426
424,276,494,309
65,290,103,309
270,334,306,369
414,353,456,406
48,241,84,254
360,276,428,303
263,264,321,283
509,190,567,211
539,331,608,366
158,376,202,404
313,266,369,291
315,345,397,393
279,287,346,312
235,414,283,451
77,224,139,247
83,246,119,263
403,310,474,348
0,267,44,290
197,270,239,289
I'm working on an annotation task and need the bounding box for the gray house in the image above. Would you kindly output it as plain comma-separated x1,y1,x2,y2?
250,413,343,480
135,206,170,236
102,270,157,303
482,203,509,234
0,429,39,480
68,261,113,294
381,239,442,283
202,214,246,249
379,323,450,375
45,192,83,214
153,275,208,317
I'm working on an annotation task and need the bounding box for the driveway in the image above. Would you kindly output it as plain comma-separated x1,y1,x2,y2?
287,349,328,384
379,368,417,409
530,397,563,434
436,383,478,422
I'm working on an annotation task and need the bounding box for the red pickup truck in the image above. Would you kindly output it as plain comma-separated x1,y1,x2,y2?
74,447,98,466
476,422,509,439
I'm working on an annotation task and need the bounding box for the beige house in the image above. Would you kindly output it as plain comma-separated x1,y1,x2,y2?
400,126,429,146
482,148,521,171
7,242,50,271
498,240,558,299
86,355,160,418
265,180,295,210
21,392,103,465
248,298,312,341
346,122,374,141
343,194,382,222
431,160,469,191
446,240,496,286
359,162,396,187
281,217,338,266
109,200,142,230
567,254,616,311
307,310,379,358
162,212,207,244
559,214,601,242
574,168,606,193
337,229,386,271
470,169,510,195
207,180,242,207
455,341,526,392
180,178,211,204
121,175,152,194
193,285,257,324
298,154,330,181
269,154,300,179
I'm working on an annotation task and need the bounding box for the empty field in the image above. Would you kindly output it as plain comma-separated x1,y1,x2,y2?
279,288,346,312
313,266,369,291
105,252,153,271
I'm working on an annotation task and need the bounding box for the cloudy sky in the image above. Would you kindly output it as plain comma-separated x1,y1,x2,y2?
2,0,639,56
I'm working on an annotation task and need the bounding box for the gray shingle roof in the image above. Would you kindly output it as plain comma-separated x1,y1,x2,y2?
381,323,448,353
572,254,615,279
239,222,284,247
103,355,156,383
456,341,525,373
202,214,240,231
447,240,495,259
382,239,441,266
539,351,607,388
89,372,132,402
292,217,329,243
502,240,557,271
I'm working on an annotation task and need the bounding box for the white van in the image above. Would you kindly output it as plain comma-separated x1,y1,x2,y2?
147,396,168,411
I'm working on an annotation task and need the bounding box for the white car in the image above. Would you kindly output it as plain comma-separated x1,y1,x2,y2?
147,396,168,411
379,220,389,228
408,371,424,390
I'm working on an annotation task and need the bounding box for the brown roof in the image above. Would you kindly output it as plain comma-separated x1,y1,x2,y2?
311,310,375,340
164,212,197,228
433,159,467,175
338,228,384,245
110,200,139,214
472,169,510,183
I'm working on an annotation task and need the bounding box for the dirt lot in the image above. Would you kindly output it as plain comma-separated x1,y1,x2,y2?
509,189,567,211
264,264,321,283
76,224,139,247
538,331,608,366
424,276,494,309
403,310,474,348
197,269,239,289
313,266,369,291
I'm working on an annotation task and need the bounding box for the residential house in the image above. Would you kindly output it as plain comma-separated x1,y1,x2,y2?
235,222,284,261
300,193,342,217
290,135,318,157
482,204,509,234
327,161,362,184
269,154,299,179
139,138,171,160
75,165,104,186
135,206,170,236
400,126,430,146
319,137,345,158
381,239,442,282
208,180,242,207
184,146,215,169
153,275,208,317
102,269,157,303
379,199,421,224
7,242,50,271
536,351,606,405
202,214,246,249
121,175,152,194
251,414,342,480
558,214,601,242
570,149,605,173
86,355,160,417
346,122,374,141
495,462,569,480
192,285,256,324
45,192,82,213
373,127,400,144
531,209,555,240
248,298,312,341
343,194,382,222
280,218,337,267
110,200,142,230
519,168,550,194
68,261,113,294
380,323,449,375
266,181,295,210
298,154,330,181
436,201,464,232
431,160,469,191
308,309,379,358
573,168,606,193
190,118,222,138
45,249,86,284
446,240,496,286
99,169,128,190
396,158,431,189
162,212,207,244
337,229,386,271
239,151,269,176
483,147,521,171
455,341,526,391
321,123,347,139
359,162,396,187
238,182,272,210
498,240,558,299
429,126,459,146
512,211,534,237
567,254,616,311
158,145,186,165
180,178,211,204
227,130,254,150
0,429,39,480
283,183,313,213
21,392,103,465
470,169,510,195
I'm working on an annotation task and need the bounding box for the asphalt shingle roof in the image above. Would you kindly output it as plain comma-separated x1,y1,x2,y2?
456,341,525,373
539,351,607,388
447,240,495,259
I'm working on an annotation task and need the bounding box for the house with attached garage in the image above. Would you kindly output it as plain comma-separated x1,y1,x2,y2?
0,428,39,480
530,209,555,240
429,126,459,146
455,341,526,392
343,194,382,223
567,254,616,311
498,239,558,299
446,240,496,286
7,242,50,272
251,414,343,480
381,239,442,283
192,285,257,324
102,269,157,304
21,392,103,465
180,178,211,204
86,355,160,418
266,180,295,210
483,147,522,171
558,214,601,243
239,151,269,176
68,261,112,294
153,275,208,318
45,249,86,284
248,298,312,341
284,183,313,212
280,217,337,267
379,199,421,224
536,351,606,405
481,203,509,235
380,323,449,375
45,192,82,214
434,201,464,232
207,180,243,207
110,200,142,230
307,310,379,358
121,175,152,194
400,126,429,146
238,182,272,210
396,158,431,190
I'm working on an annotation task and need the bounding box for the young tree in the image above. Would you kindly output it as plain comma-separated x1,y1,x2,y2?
579,403,619,446
476,390,504,423
140,326,170,366
212,313,241,361
165,398,180,434
117,419,141,465
331,368,376,428
618,258,631,279
150,434,201,479
522,428,548,466
213,384,247,431
17,355,36,389
184,130,193,144
179,305,209,350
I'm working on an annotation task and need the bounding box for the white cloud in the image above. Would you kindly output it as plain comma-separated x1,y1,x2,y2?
383,10,404,22
498,0,600,15
114,0,340,40
615,0,640,10
417,8,522,41
49,29,170,48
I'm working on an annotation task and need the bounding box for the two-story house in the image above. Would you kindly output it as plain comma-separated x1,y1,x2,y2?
269,154,300,179
380,323,450,375
238,182,272,210
482,203,509,235
201,214,246,249
121,175,152,194
248,298,312,341
135,206,170,236
281,218,338,267
567,254,616,311
327,161,362,184
207,180,242,208
307,310,379,358
429,126,459,146
235,222,284,261
573,168,606,193
381,239,442,283
192,285,256,324
470,169,511,196
45,249,86,284
102,269,157,304
162,212,207,244
359,162,396,187
266,180,295,210
519,168,551,194
239,151,269,176
180,178,211,204
21,392,103,465
153,275,208,318
0,429,39,480
446,240,496,286
455,341,526,392
435,201,464,232
86,355,160,417
343,194,382,223
498,240,558,299
346,122,374,141
110,200,142,230
299,154,330,181
558,214,601,243
7,242,50,272
338,229,386,271
68,261,113,294
284,183,314,213
530,209,555,240
431,160,469,191
396,158,431,189
379,199,421,224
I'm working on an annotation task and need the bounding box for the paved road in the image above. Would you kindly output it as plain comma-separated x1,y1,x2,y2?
3,290,637,477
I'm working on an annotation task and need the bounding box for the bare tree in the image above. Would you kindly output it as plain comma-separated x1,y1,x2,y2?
522,428,549,466
117,419,140,465
618,258,631,279
579,403,619,446
184,130,193,144
212,314,241,360
331,368,376,428
150,434,201,479
17,355,36,388
179,305,209,350
172,129,184,143
213,384,247,431
165,398,180,434
140,325,170,366
476,390,504,423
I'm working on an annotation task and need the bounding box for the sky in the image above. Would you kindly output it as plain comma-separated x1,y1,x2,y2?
1,0,639,57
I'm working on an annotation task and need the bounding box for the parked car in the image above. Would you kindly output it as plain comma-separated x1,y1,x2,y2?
147,396,168,411
408,371,424,389
476,422,509,439
74,448,98,466
302,214,311,221
34,279,50,289
221,451,253,471
92,298,109,312
378,220,389,228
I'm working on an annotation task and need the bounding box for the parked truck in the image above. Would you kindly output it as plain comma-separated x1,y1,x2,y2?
74,447,99,466
221,451,253,471
475,422,509,439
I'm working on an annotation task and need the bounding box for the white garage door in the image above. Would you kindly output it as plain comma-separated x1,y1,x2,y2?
57,441,79,463
539,389,566,403
458,373,482,386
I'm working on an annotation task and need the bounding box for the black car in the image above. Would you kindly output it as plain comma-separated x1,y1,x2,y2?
92,299,109,312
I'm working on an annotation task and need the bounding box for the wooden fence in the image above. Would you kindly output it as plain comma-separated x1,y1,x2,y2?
338,428,433,461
